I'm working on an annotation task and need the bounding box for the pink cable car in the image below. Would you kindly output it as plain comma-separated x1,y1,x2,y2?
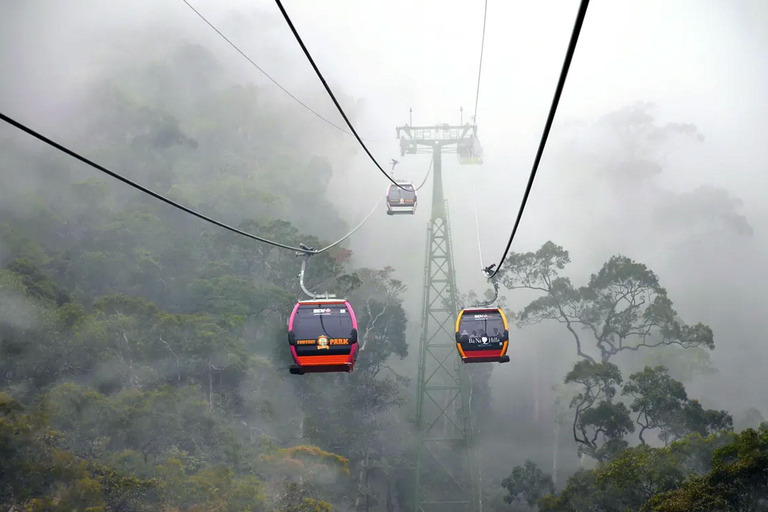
287,298,359,375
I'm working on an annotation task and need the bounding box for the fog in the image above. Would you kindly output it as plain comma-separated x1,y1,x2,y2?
2,0,767,509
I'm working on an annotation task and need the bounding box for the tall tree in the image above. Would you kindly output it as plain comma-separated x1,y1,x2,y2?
623,366,689,445
502,460,556,509
499,242,714,364
564,361,634,460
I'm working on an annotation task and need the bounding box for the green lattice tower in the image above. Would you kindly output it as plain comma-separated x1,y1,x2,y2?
396,123,482,512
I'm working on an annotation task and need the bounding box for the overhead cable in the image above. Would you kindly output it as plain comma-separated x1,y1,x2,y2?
0,111,378,256
180,0,352,136
471,0,489,276
414,157,433,191
487,0,590,279
314,196,384,253
471,174,485,271
272,0,408,190
472,0,489,127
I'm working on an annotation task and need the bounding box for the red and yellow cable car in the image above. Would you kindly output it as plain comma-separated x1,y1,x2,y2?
455,307,510,364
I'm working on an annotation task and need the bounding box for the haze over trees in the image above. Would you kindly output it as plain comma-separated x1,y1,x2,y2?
1,8,767,512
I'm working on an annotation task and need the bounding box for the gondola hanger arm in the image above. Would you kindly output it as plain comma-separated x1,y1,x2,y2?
471,264,499,308
472,280,499,308
296,246,336,300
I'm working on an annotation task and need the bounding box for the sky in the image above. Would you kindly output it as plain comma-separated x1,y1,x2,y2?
2,0,768,456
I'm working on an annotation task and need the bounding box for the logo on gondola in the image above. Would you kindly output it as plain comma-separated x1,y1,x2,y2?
313,308,332,314
317,335,330,349
473,314,489,319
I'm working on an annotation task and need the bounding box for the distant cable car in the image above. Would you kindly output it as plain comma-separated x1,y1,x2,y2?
288,299,359,375
455,307,510,363
386,182,417,215
457,136,483,165
399,138,418,156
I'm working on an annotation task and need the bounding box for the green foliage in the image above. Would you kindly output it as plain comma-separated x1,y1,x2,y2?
670,400,733,441
0,224,48,266
642,427,768,511
0,40,411,511
538,430,742,512
260,445,350,480
502,460,556,508
6,258,70,306
623,366,689,445
564,361,633,460
561,361,732,464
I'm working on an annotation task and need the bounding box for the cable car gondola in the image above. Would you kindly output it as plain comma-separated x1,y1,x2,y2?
457,136,483,165
455,307,510,364
288,299,359,375
386,182,417,215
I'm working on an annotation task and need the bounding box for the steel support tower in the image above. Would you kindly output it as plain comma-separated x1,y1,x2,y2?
396,122,483,512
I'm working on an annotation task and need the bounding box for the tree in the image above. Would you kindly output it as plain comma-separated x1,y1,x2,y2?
622,366,733,447
668,399,733,442
642,427,768,512
564,361,634,460
623,366,689,445
499,242,714,364
502,460,555,509
294,267,410,512
537,430,741,512
260,445,349,512
561,361,732,461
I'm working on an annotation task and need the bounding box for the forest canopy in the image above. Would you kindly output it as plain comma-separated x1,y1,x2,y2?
1,16,765,512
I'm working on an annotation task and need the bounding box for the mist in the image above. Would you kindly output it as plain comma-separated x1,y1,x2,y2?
1,0,767,511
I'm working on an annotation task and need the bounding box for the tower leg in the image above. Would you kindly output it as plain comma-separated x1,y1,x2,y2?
412,145,479,512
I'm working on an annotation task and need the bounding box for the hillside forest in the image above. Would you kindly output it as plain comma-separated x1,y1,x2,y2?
1,39,767,512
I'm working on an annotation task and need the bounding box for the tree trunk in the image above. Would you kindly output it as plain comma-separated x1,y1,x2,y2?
386,476,395,512
533,342,540,424
354,449,370,511
552,422,561,486
208,361,214,411
364,450,371,512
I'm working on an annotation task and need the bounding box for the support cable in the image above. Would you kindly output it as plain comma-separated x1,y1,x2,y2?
272,0,408,190
296,254,333,299
471,174,485,271
470,0,494,297
0,111,380,256
487,0,590,279
472,281,499,308
314,196,383,253
473,174,499,308
472,0,489,127
180,0,352,136
414,157,433,192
